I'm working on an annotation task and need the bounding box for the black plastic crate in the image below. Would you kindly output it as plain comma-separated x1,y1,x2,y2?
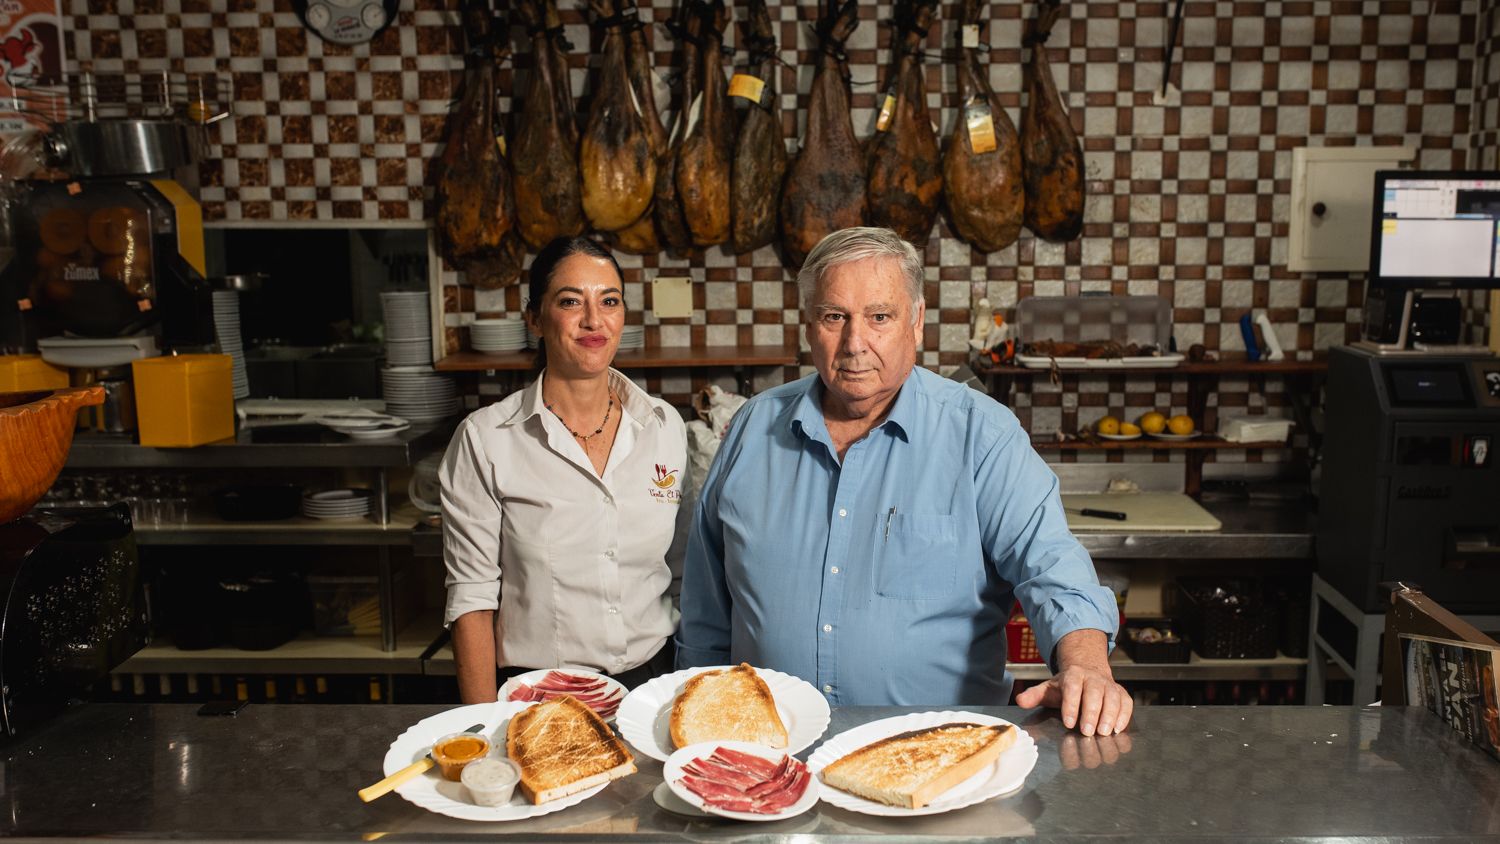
1121,619,1192,664
1169,578,1278,659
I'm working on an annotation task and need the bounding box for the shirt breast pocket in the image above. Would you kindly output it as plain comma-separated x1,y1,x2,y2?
877,513,959,600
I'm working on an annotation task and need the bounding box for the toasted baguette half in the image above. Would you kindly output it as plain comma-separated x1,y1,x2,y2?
669,663,789,750
819,722,1015,809
506,695,636,804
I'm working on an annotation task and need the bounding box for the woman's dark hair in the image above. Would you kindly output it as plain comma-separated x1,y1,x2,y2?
525,236,624,371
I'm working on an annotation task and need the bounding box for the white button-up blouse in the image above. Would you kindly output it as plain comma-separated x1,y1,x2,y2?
439,369,688,674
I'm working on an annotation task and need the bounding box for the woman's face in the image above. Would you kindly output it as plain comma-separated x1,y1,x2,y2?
527,253,624,379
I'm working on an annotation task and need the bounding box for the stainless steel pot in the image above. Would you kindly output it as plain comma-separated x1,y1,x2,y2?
46,119,193,177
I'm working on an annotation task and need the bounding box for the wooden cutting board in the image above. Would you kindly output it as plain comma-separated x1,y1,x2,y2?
1061,493,1222,532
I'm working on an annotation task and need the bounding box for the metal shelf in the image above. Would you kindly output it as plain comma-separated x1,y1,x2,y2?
132,505,425,546
65,424,450,470
114,616,447,676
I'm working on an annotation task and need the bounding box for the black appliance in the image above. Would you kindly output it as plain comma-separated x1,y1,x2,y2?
0,504,149,738
1318,346,1500,613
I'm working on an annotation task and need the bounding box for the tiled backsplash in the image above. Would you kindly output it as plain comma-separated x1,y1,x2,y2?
62,0,1496,458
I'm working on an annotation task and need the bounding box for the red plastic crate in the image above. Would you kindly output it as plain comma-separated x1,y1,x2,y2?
1006,611,1043,663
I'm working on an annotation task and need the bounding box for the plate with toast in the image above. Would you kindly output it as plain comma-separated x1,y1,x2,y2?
382,699,635,821
663,740,821,822
807,711,1037,817
616,663,832,762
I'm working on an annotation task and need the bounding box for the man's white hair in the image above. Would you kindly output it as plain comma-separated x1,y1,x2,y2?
797,227,924,325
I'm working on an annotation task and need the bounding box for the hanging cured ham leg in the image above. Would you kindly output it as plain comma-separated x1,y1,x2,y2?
1021,0,1084,243
581,0,657,232
512,0,584,249
676,0,733,247
941,0,1023,252
654,0,698,253
780,0,864,268
865,0,941,246
729,0,787,254
435,1,523,288
611,0,674,254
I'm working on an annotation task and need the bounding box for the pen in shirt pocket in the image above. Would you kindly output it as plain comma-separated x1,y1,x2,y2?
885,507,896,543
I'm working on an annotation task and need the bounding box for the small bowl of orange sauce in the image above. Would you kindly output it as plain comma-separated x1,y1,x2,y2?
431,732,492,781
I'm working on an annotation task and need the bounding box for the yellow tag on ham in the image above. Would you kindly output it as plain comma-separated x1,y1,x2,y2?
729,73,766,104
966,102,997,154
875,92,897,132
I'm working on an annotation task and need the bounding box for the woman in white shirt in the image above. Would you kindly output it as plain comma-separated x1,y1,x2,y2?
440,237,688,703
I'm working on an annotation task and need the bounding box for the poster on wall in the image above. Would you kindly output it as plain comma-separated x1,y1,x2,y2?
0,0,65,136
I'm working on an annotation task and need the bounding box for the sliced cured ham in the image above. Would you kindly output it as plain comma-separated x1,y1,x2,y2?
511,0,585,249
507,671,624,719
676,0,733,247
729,0,787,254
581,0,657,232
1020,0,1084,242
434,2,522,288
942,0,1023,252
779,0,864,267
677,746,810,814
865,0,942,246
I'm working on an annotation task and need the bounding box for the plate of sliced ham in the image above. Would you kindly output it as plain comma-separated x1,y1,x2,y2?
663,741,819,822
498,669,626,722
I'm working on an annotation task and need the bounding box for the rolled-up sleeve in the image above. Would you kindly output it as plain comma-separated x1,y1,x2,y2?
976,416,1118,669
439,419,503,627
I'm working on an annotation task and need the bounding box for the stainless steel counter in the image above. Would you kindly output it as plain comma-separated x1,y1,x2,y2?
65,423,450,469
4,703,1496,841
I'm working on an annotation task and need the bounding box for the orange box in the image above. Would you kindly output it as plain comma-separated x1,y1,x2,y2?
132,354,235,447
0,354,69,392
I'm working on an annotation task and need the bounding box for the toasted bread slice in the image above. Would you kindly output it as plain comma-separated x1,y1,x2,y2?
670,663,789,750
819,722,1015,809
506,695,636,804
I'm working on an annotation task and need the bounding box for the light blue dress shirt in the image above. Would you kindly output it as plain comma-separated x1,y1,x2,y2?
675,366,1119,706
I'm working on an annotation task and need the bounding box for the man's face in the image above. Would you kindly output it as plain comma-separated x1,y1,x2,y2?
805,256,924,415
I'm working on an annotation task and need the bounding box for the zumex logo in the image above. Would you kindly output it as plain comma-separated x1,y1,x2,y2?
650,464,681,503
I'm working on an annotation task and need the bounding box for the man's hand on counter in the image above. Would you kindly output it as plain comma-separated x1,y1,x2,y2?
1014,629,1133,737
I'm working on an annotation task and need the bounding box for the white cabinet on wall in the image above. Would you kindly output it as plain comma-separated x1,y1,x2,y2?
1288,146,1416,273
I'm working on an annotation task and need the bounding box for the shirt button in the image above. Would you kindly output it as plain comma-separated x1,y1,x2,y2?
606,549,616,558
823,684,833,693
822,624,832,633
830,566,840,574
838,508,847,518
609,606,619,614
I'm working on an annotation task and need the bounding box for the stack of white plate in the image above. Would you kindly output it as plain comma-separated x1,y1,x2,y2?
382,291,433,366
620,325,645,351
212,290,250,399
382,366,461,422
301,488,373,520
470,318,526,353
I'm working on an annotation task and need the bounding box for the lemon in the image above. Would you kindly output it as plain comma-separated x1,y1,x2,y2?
1120,421,1142,436
1138,411,1167,435
1096,415,1121,436
1167,414,1196,435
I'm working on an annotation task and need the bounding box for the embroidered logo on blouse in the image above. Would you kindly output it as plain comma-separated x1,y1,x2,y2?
651,464,680,489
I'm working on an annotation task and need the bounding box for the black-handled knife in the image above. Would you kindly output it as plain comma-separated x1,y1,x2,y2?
1066,507,1127,521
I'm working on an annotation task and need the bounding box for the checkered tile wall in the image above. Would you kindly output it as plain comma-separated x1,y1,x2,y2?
62,0,1493,458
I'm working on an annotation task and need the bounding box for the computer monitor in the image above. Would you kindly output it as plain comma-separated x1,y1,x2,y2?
1368,170,1500,290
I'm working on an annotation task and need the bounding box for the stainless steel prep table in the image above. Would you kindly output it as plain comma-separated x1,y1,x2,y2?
3,703,1496,841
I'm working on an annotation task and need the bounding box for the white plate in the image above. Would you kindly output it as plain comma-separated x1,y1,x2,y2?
498,669,626,723
664,741,819,822
381,700,612,822
345,425,411,440
1097,432,1142,441
807,711,1037,817
616,665,830,763
1147,431,1201,441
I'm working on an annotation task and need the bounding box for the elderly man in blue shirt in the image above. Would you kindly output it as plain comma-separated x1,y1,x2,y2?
676,226,1131,736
